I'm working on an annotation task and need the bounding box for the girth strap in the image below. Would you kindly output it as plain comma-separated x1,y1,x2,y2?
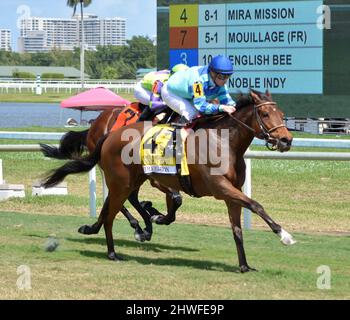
172,129,199,198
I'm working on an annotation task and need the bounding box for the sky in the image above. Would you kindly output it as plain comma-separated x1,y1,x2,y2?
0,0,157,51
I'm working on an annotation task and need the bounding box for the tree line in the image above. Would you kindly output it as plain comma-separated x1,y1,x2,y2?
0,36,156,79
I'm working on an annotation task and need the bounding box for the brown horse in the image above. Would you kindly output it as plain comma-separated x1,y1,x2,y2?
40,102,175,160
40,103,182,242
42,90,295,272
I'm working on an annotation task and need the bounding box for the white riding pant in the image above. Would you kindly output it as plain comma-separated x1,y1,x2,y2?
134,81,151,105
161,82,199,121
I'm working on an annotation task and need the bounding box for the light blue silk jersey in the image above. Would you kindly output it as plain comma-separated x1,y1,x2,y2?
166,66,235,115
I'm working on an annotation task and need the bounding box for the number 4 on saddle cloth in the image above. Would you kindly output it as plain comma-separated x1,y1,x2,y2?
140,124,189,175
140,124,197,197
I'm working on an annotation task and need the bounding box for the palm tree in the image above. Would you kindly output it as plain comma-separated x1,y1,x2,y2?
67,0,92,89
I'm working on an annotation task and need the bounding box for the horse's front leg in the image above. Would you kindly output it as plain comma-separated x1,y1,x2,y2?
248,199,296,246
213,179,296,267
163,190,182,224
120,206,147,242
225,201,257,273
150,190,182,225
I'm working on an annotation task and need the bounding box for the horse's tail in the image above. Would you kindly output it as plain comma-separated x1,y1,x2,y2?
41,134,108,188
40,129,89,160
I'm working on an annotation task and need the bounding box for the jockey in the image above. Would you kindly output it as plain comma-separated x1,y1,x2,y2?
161,55,236,123
134,64,189,122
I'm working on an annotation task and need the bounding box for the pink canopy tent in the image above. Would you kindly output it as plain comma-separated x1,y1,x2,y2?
61,86,131,111
60,86,131,125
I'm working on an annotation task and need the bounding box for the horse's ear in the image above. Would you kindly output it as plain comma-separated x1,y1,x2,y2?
250,90,261,104
265,89,271,98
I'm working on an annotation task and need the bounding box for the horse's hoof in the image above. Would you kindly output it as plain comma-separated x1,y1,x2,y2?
143,229,152,241
279,229,297,246
240,265,258,273
78,225,92,235
151,214,166,224
152,215,174,226
107,252,123,262
134,231,146,242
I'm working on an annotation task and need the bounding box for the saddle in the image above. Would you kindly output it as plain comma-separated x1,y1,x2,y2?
140,124,198,197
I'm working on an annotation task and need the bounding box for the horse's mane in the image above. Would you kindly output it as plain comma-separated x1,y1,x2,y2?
235,90,271,110
235,94,253,110
191,90,271,129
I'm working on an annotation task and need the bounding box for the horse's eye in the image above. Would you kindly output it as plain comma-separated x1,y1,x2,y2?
262,112,269,118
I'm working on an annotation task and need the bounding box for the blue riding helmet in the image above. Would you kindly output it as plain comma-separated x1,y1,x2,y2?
208,55,234,75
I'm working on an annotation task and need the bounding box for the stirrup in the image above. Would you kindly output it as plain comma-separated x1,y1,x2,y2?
170,122,187,128
171,116,191,127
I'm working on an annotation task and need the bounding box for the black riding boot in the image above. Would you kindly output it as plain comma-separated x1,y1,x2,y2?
137,106,155,122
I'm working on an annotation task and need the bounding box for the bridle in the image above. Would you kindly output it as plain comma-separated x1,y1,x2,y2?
229,101,286,151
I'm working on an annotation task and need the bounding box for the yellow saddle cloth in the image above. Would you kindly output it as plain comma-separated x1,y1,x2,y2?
140,124,189,175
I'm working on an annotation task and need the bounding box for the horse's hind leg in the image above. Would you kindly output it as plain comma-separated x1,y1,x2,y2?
78,168,145,241
104,190,130,261
128,189,153,241
77,196,144,241
98,167,143,239
78,195,110,235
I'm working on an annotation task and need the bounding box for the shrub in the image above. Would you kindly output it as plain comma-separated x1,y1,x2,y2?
41,73,65,79
12,71,36,79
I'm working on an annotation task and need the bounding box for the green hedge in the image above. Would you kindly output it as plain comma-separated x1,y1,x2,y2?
41,73,65,79
12,71,36,79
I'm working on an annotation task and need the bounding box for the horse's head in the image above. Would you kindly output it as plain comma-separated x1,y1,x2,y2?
249,90,293,152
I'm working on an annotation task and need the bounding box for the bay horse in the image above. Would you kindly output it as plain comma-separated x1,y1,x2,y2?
41,90,295,272
40,103,182,242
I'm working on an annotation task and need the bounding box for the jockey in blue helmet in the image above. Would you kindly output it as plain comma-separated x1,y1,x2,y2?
161,55,236,122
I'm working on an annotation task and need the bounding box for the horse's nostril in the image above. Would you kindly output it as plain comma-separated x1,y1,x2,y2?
281,137,292,146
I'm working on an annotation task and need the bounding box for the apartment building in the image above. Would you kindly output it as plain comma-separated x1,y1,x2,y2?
18,14,126,53
0,29,12,51
76,14,126,49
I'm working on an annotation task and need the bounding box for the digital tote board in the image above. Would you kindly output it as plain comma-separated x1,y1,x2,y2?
169,1,323,94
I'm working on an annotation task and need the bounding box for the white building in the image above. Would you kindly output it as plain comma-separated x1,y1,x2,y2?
18,31,49,53
0,29,11,51
76,14,126,49
18,17,77,52
18,14,126,53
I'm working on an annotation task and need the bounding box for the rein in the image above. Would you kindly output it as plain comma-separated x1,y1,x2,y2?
229,101,286,151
